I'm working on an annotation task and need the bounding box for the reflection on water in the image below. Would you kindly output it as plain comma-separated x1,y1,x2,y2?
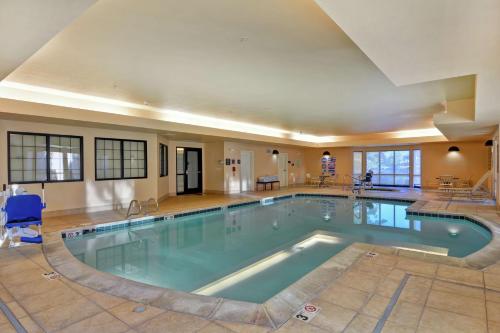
65,197,491,302
96,239,149,274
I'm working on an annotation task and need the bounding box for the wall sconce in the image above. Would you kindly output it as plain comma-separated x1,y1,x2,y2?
448,146,460,152
272,149,279,155
322,151,331,158
485,140,493,147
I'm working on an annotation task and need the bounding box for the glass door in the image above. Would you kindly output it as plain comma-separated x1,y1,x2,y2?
176,147,202,194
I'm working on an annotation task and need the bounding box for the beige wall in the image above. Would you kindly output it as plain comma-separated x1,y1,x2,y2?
224,141,305,193
0,119,159,213
157,135,170,200
304,141,491,188
494,126,500,207
204,141,225,193
304,147,352,184
420,142,490,188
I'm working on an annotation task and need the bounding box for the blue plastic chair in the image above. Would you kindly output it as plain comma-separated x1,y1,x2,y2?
3,194,44,243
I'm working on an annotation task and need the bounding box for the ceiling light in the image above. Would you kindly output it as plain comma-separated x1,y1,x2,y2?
391,128,443,138
448,146,460,152
485,140,493,147
0,81,447,144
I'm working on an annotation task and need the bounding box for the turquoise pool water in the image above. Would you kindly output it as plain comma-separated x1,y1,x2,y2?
64,197,491,303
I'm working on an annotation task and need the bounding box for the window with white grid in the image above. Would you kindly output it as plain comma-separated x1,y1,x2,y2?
8,132,83,184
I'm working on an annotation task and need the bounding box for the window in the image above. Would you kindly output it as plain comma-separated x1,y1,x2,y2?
95,138,147,180
380,151,395,185
159,144,168,177
395,150,410,186
366,152,380,184
365,150,410,186
352,151,362,179
8,132,83,184
413,149,421,187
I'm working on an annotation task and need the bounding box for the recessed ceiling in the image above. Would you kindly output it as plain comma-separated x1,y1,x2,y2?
5,0,475,137
315,0,499,139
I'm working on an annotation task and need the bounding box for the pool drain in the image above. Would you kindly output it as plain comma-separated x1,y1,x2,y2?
133,305,146,313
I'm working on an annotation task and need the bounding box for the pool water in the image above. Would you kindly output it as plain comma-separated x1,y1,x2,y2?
64,197,491,303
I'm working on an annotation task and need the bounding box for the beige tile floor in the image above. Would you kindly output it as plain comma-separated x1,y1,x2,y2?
3,246,500,332
0,186,499,332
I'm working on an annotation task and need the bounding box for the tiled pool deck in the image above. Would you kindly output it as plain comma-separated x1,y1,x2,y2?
1,186,500,332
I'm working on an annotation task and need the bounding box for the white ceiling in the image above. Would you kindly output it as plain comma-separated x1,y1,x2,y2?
0,0,96,80
4,0,476,137
316,0,500,139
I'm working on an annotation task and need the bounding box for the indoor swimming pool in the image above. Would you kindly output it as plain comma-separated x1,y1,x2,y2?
64,196,492,303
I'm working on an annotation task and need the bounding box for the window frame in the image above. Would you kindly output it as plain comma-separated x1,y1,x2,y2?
352,151,363,179
7,131,84,184
364,149,411,187
94,137,148,181
159,143,168,177
412,149,422,188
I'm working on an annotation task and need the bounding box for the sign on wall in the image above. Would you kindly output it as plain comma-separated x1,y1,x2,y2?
321,156,336,176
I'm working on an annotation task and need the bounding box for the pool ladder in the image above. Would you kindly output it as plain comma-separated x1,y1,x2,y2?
126,198,159,219
343,174,361,194
342,174,351,191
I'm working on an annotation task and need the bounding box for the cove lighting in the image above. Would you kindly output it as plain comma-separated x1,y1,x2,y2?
290,132,337,143
0,81,288,138
391,128,443,138
0,81,445,144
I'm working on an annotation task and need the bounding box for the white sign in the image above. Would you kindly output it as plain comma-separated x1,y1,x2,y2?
42,272,61,280
294,303,321,323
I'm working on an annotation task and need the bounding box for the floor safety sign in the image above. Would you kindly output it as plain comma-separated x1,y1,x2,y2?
294,303,321,323
42,272,61,280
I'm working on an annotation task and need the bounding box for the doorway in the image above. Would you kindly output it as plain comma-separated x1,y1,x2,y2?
278,153,289,187
240,150,255,192
176,147,202,194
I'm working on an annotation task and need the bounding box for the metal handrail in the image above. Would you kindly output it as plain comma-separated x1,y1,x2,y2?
126,198,159,218
342,174,352,191
126,200,142,219
143,198,159,215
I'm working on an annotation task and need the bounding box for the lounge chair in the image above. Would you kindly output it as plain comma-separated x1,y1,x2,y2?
442,170,492,200
305,174,321,186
